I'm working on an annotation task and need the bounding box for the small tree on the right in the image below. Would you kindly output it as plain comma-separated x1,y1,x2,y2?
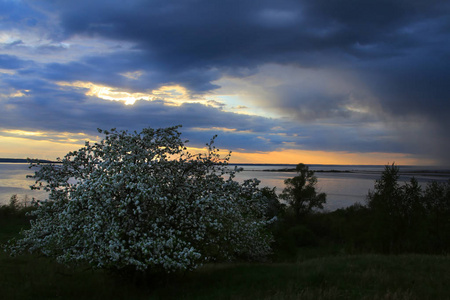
367,163,428,253
423,180,450,252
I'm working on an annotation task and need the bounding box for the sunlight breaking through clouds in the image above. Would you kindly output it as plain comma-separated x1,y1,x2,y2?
120,71,144,80
192,127,253,134
55,81,259,115
0,69,17,75
56,81,225,107
57,81,151,105
2,130,45,137
0,89,29,98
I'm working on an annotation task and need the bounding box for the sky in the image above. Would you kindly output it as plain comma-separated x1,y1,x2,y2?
1,0,449,166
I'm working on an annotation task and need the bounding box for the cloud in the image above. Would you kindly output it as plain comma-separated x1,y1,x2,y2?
0,73,408,155
0,55,30,70
0,0,449,164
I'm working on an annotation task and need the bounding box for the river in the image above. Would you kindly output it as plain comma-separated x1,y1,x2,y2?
1,163,449,211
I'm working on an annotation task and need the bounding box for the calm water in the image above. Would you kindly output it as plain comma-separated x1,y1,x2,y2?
0,163,48,206
1,163,449,211
230,164,450,211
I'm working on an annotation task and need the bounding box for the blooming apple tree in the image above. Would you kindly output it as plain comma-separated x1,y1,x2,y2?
7,126,273,273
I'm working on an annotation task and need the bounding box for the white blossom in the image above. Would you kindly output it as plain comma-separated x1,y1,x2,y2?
5,126,272,273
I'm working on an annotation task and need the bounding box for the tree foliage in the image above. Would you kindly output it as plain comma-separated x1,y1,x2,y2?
367,163,450,253
6,126,273,273
280,163,326,217
423,179,450,251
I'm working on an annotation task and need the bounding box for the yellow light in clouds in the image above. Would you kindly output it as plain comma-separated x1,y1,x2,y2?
120,70,144,80
0,69,16,75
58,81,151,105
10,90,28,97
0,89,29,98
57,81,210,106
3,129,45,137
152,85,204,106
192,127,252,134
1,129,97,144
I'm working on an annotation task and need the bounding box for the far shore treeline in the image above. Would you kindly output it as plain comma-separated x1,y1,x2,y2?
0,158,57,164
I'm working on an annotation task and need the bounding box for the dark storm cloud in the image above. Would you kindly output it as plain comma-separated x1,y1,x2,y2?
51,0,449,64
1,0,450,163
32,0,449,88
44,0,450,118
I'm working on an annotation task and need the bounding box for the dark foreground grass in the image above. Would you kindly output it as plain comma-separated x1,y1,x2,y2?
1,250,449,299
1,216,449,299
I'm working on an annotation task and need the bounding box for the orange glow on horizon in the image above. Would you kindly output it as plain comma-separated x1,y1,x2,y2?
0,136,85,160
227,149,437,166
0,133,437,166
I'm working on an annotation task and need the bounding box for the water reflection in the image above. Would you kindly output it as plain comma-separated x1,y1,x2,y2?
0,163,48,206
231,170,373,211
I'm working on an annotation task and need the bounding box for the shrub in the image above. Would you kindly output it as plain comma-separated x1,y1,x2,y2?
5,126,273,273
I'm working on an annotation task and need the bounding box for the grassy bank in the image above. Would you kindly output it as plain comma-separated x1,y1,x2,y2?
1,214,449,299
1,250,449,299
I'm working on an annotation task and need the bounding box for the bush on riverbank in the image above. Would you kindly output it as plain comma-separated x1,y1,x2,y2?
5,126,273,275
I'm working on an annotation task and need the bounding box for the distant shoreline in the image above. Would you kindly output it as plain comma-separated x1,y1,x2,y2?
262,168,353,173
0,158,57,164
261,168,450,176
257,168,450,179
2,159,448,177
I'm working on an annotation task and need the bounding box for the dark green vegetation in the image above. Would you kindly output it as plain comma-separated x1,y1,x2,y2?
1,208,449,300
1,250,449,299
279,163,327,218
270,164,450,259
1,164,450,299
0,195,35,244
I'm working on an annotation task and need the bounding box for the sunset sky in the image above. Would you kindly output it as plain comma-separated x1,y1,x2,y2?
1,0,449,165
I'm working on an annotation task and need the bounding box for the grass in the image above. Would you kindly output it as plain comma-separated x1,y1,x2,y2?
1,251,449,299
1,213,449,299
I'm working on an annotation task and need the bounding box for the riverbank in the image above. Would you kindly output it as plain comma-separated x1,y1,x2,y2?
1,251,449,299
1,211,449,299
